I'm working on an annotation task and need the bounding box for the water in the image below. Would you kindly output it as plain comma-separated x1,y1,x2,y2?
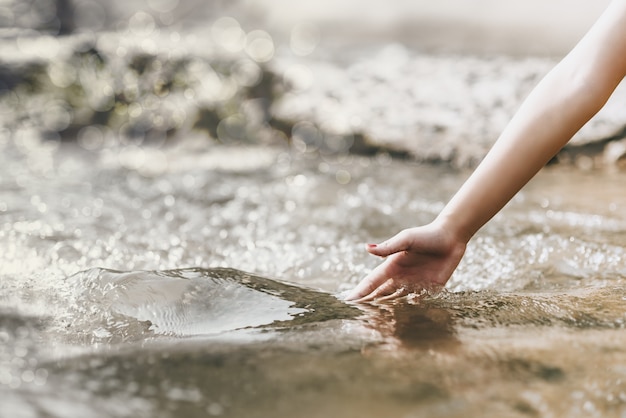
3,133,626,416
3,1,626,416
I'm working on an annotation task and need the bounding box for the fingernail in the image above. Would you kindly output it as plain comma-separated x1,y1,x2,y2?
367,243,377,248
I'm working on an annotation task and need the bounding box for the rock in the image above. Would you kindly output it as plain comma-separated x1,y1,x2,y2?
272,45,626,167
2,29,625,168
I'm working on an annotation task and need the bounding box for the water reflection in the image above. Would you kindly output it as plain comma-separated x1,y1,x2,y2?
360,300,460,352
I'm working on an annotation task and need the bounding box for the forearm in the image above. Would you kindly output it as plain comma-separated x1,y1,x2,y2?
349,1,626,302
436,66,608,242
435,0,626,243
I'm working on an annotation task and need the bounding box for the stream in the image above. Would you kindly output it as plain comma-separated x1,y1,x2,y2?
3,137,626,417
3,1,626,416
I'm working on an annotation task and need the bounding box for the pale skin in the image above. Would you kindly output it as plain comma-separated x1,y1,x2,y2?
346,0,626,302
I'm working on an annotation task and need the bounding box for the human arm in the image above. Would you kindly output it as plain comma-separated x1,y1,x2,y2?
346,0,626,302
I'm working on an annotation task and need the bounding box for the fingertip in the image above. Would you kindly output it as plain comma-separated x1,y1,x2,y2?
344,283,375,302
366,242,387,257
343,287,363,301
343,292,357,301
344,292,373,304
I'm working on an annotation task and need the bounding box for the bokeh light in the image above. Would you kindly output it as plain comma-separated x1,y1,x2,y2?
290,22,320,56
77,125,105,150
128,11,156,37
211,17,246,53
232,59,262,87
41,100,73,132
245,30,274,63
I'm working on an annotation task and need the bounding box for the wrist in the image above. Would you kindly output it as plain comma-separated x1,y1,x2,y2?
432,212,473,246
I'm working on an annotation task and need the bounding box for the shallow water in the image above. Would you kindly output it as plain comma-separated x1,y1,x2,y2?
3,2,626,416
3,133,626,417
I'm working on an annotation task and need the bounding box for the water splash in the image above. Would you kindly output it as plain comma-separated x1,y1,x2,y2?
60,267,360,344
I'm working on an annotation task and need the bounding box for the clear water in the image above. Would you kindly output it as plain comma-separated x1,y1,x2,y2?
2,1,626,415
3,134,626,417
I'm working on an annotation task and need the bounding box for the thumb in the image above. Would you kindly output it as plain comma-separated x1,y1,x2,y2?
366,230,411,257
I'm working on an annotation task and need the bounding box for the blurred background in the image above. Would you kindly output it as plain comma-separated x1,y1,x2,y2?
0,0,622,167
0,0,611,54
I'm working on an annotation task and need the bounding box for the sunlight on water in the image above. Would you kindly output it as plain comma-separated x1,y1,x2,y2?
63,267,319,341
3,132,626,416
2,1,626,414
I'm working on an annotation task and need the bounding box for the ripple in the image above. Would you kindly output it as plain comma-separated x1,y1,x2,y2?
62,267,360,344
413,286,626,330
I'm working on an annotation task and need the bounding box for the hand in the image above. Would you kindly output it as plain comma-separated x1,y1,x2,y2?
345,221,466,302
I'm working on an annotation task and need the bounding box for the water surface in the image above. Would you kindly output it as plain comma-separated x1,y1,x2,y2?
3,134,626,416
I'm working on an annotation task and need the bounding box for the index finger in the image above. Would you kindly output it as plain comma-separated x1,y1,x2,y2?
344,262,392,301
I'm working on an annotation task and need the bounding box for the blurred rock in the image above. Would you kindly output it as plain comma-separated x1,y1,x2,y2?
1,26,625,168
0,0,75,35
272,45,626,167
